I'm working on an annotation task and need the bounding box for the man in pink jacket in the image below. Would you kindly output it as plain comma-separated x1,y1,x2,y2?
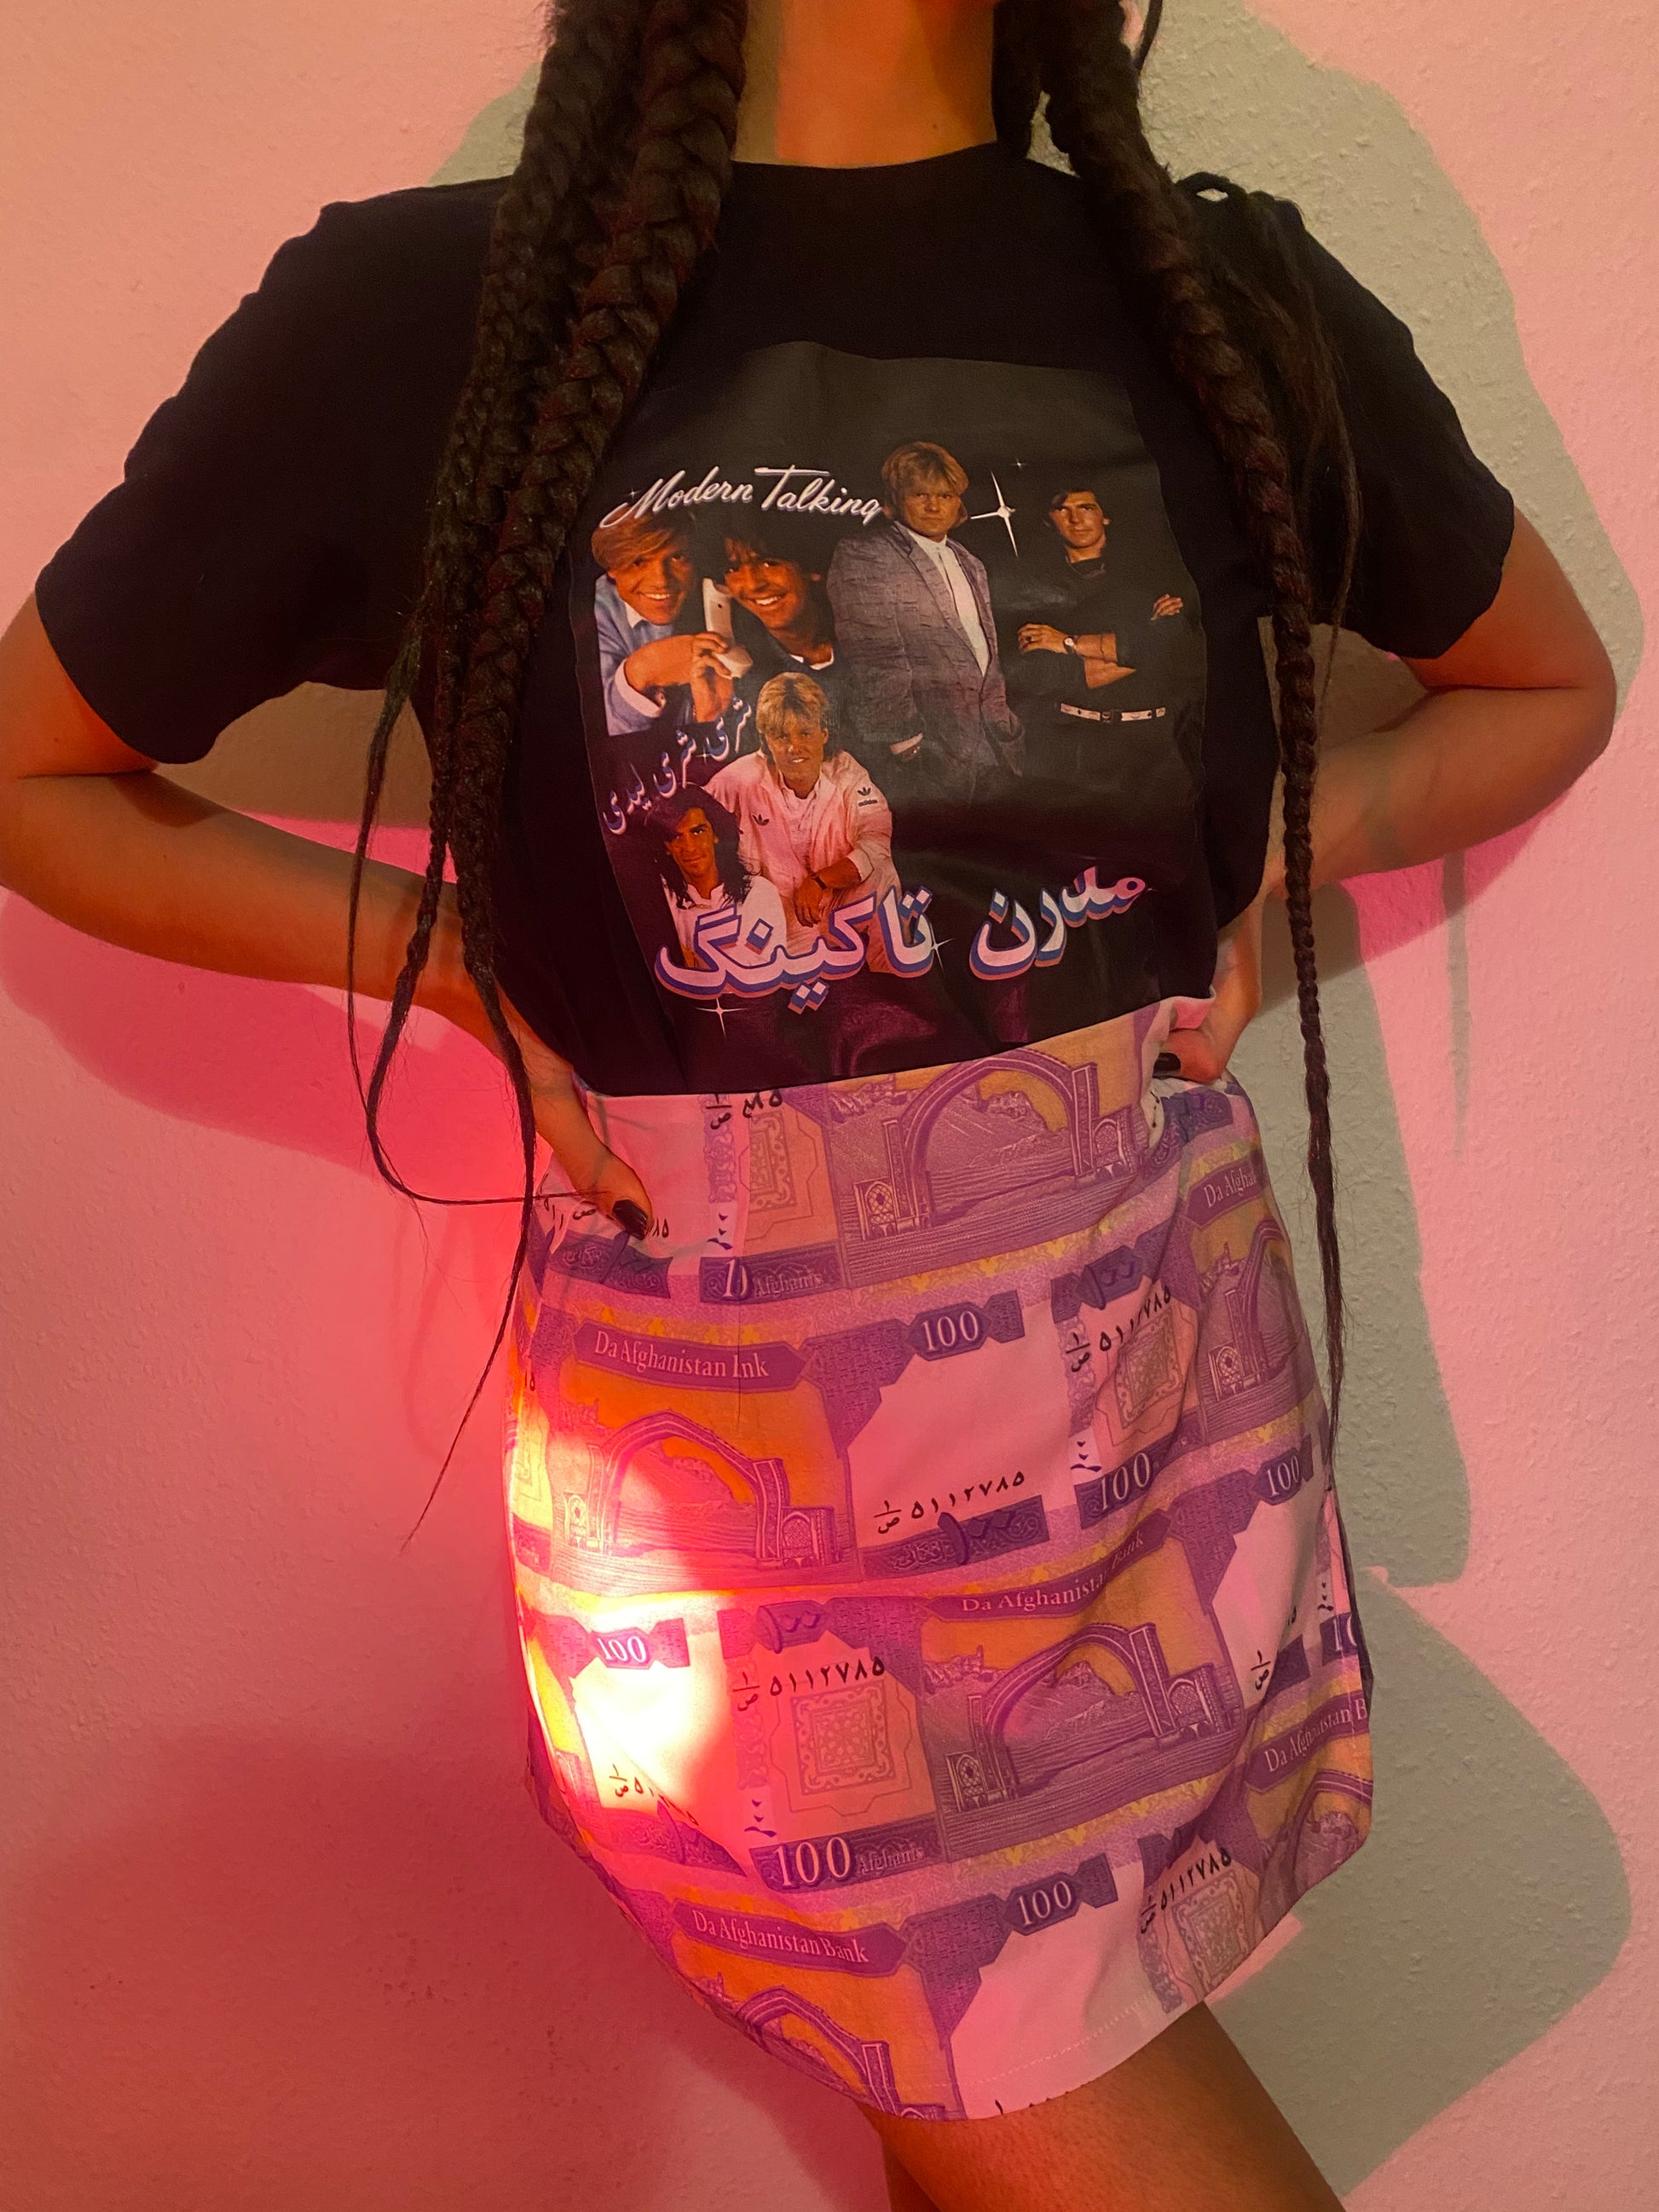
707,671,898,962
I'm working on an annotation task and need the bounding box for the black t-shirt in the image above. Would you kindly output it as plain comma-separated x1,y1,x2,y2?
35,142,1513,1094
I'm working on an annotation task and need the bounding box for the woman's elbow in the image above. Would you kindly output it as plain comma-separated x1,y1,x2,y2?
1575,632,1621,770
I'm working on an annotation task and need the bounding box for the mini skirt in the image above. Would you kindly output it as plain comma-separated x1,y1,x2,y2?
504,1001,1373,2121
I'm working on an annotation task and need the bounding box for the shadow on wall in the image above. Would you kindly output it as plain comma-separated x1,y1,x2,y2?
1139,0,1645,696
1131,9,1638,2181
1143,6,1637,2184
3,14,1633,2208
1228,898,1630,2193
0,1730,889,2211
421,15,1640,2195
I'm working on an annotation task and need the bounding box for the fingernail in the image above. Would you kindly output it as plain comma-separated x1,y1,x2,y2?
1153,1053,1182,1077
613,1201,650,1241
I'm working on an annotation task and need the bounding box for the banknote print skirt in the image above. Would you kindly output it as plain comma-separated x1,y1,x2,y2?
504,1004,1373,2121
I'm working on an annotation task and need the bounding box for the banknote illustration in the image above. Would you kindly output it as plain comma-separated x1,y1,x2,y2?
532,1690,1366,2119
569,1017,1169,1303
509,1052,1315,1608
506,1015,1372,2120
552,1821,1148,2119
516,1444,1358,1886
507,1212,1315,1605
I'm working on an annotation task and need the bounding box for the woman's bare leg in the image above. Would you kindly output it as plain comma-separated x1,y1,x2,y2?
868,2004,1341,2212
884,2143,943,2212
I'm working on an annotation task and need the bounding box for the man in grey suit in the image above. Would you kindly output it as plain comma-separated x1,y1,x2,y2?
827,441,1023,806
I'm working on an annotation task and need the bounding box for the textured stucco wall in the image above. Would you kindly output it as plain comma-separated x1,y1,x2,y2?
2,5,1652,2206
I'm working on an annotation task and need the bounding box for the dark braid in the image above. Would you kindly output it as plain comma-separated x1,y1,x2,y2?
992,0,1043,153
349,0,747,1525
440,0,747,1239
1001,0,1357,1435
356,0,1363,1516
349,0,654,1193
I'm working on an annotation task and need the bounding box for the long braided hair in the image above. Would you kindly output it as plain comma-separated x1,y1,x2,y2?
350,0,1358,1512
997,0,1357,1429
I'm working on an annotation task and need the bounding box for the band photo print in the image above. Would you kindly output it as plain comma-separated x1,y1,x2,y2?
569,344,1208,1077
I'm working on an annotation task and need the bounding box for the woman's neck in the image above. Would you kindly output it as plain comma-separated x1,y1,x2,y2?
734,0,997,168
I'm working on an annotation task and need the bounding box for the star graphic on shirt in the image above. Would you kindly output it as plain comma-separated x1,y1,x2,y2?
701,996,732,1038
970,471,1019,556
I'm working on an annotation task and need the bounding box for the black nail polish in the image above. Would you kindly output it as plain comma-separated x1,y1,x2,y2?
1153,1053,1182,1077
613,1200,650,1241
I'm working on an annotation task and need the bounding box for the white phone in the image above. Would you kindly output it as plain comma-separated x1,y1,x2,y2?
702,578,752,678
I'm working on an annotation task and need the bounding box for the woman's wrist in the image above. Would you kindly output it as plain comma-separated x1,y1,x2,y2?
1260,731,1389,901
416,888,488,1043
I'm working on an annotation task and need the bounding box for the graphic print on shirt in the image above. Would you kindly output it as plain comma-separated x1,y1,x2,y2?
570,344,1206,1076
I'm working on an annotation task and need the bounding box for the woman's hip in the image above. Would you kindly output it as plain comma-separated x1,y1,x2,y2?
505,998,1322,1603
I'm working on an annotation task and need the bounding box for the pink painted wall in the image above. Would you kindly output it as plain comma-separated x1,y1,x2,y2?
1242,4,1658,2204
2,4,1651,2204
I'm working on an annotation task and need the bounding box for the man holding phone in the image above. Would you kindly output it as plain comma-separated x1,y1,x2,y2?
590,507,736,736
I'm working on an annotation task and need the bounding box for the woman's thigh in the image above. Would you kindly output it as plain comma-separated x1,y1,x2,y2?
867,2005,1342,2212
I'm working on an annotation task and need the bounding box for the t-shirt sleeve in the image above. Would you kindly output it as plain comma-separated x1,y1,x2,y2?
33,197,456,763
1200,190,1516,660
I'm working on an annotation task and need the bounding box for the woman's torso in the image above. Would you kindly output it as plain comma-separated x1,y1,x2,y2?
32,140,1513,1106
494,141,1282,1094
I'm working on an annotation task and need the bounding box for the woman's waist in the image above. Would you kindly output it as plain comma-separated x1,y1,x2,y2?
543,996,1217,1288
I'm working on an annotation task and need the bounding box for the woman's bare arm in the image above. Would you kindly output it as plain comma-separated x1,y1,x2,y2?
0,596,479,1024
0,597,655,1225
1170,509,1617,1078
1291,510,1616,892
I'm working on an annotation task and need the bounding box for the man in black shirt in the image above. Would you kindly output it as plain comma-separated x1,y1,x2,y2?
1015,477,1190,786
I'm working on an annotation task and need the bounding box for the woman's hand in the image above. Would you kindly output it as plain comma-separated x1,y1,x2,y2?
507,1008,656,1237
1155,891,1266,1084
1018,623,1069,656
426,904,655,1239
